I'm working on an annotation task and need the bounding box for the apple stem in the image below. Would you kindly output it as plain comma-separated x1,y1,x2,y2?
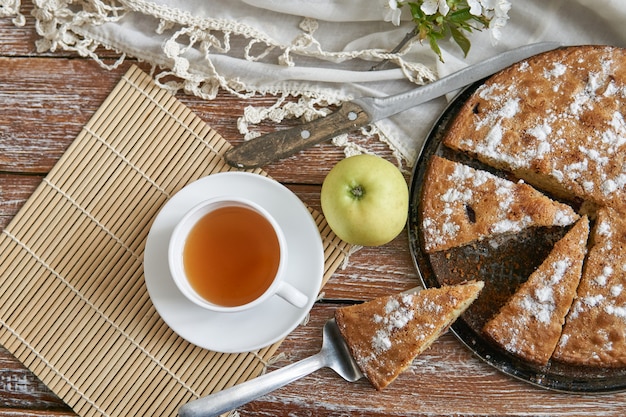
351,185,364,199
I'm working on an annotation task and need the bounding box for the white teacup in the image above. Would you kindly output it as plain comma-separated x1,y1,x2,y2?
168,196,308,313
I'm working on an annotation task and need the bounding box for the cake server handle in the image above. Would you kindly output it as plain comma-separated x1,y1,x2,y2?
179,319,362,417
178,351,326,417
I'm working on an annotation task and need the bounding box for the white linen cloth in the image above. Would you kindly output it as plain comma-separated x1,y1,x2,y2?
5,0,626,167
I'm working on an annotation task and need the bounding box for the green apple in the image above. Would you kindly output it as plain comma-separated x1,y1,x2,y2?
321,154,409,246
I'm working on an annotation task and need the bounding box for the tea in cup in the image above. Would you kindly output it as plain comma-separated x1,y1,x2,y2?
168,196,308,312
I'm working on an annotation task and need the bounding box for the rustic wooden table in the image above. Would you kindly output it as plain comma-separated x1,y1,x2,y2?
1,6,625,417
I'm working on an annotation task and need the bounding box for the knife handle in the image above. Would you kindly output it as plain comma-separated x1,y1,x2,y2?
224,101,370,169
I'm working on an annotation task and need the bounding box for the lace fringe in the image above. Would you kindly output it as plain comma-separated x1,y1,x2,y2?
9,0,434,166
0,0,24,25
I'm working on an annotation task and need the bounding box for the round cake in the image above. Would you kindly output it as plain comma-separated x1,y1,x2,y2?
421,45,626,368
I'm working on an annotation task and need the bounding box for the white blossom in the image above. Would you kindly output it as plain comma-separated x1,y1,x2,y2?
421,0,450,16
380,0,512,59
488,0,512,43
383,0,402,26
467,0,484,15
466,0,511,42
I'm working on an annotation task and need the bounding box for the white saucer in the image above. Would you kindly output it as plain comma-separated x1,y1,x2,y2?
143,172,324,353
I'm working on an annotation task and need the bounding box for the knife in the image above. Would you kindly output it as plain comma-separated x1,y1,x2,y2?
224,42,562,169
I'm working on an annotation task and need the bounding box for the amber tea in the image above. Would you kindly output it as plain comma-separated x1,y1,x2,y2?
182,205,281,307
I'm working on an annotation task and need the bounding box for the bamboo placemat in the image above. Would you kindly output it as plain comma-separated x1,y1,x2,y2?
0,65,350,417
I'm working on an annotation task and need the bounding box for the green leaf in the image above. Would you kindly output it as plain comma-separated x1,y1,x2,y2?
408,2,423,20
448,8,473,24
429,34,444,62
450,24,472,57
397,0,503,62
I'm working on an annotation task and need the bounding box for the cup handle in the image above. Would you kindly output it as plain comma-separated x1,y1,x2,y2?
276,282,309,309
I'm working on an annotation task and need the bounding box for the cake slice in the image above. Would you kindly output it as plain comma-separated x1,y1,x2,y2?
552,207,626,367
482,216,589,365
420,156,579,253
334,281,484,390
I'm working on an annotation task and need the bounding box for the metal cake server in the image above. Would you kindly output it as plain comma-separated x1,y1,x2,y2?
224,42,562,169
178,318,363,417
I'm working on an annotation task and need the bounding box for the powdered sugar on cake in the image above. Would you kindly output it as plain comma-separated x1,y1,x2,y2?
421,156,578,253
497,258,572,355
448,47,626,210
369,293,447,356
562,213,624,325
483,216,589,365
371,294,417,353
554,207,626,366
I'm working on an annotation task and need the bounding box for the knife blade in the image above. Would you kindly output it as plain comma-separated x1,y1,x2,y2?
224,42,562,169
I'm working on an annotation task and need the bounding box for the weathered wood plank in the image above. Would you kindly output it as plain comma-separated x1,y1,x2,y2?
0,174,42,229
0,346,74,415
0,1,125,60
0,409,75,417
2,10,626,417
0,3,44,57
0,55,398,183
